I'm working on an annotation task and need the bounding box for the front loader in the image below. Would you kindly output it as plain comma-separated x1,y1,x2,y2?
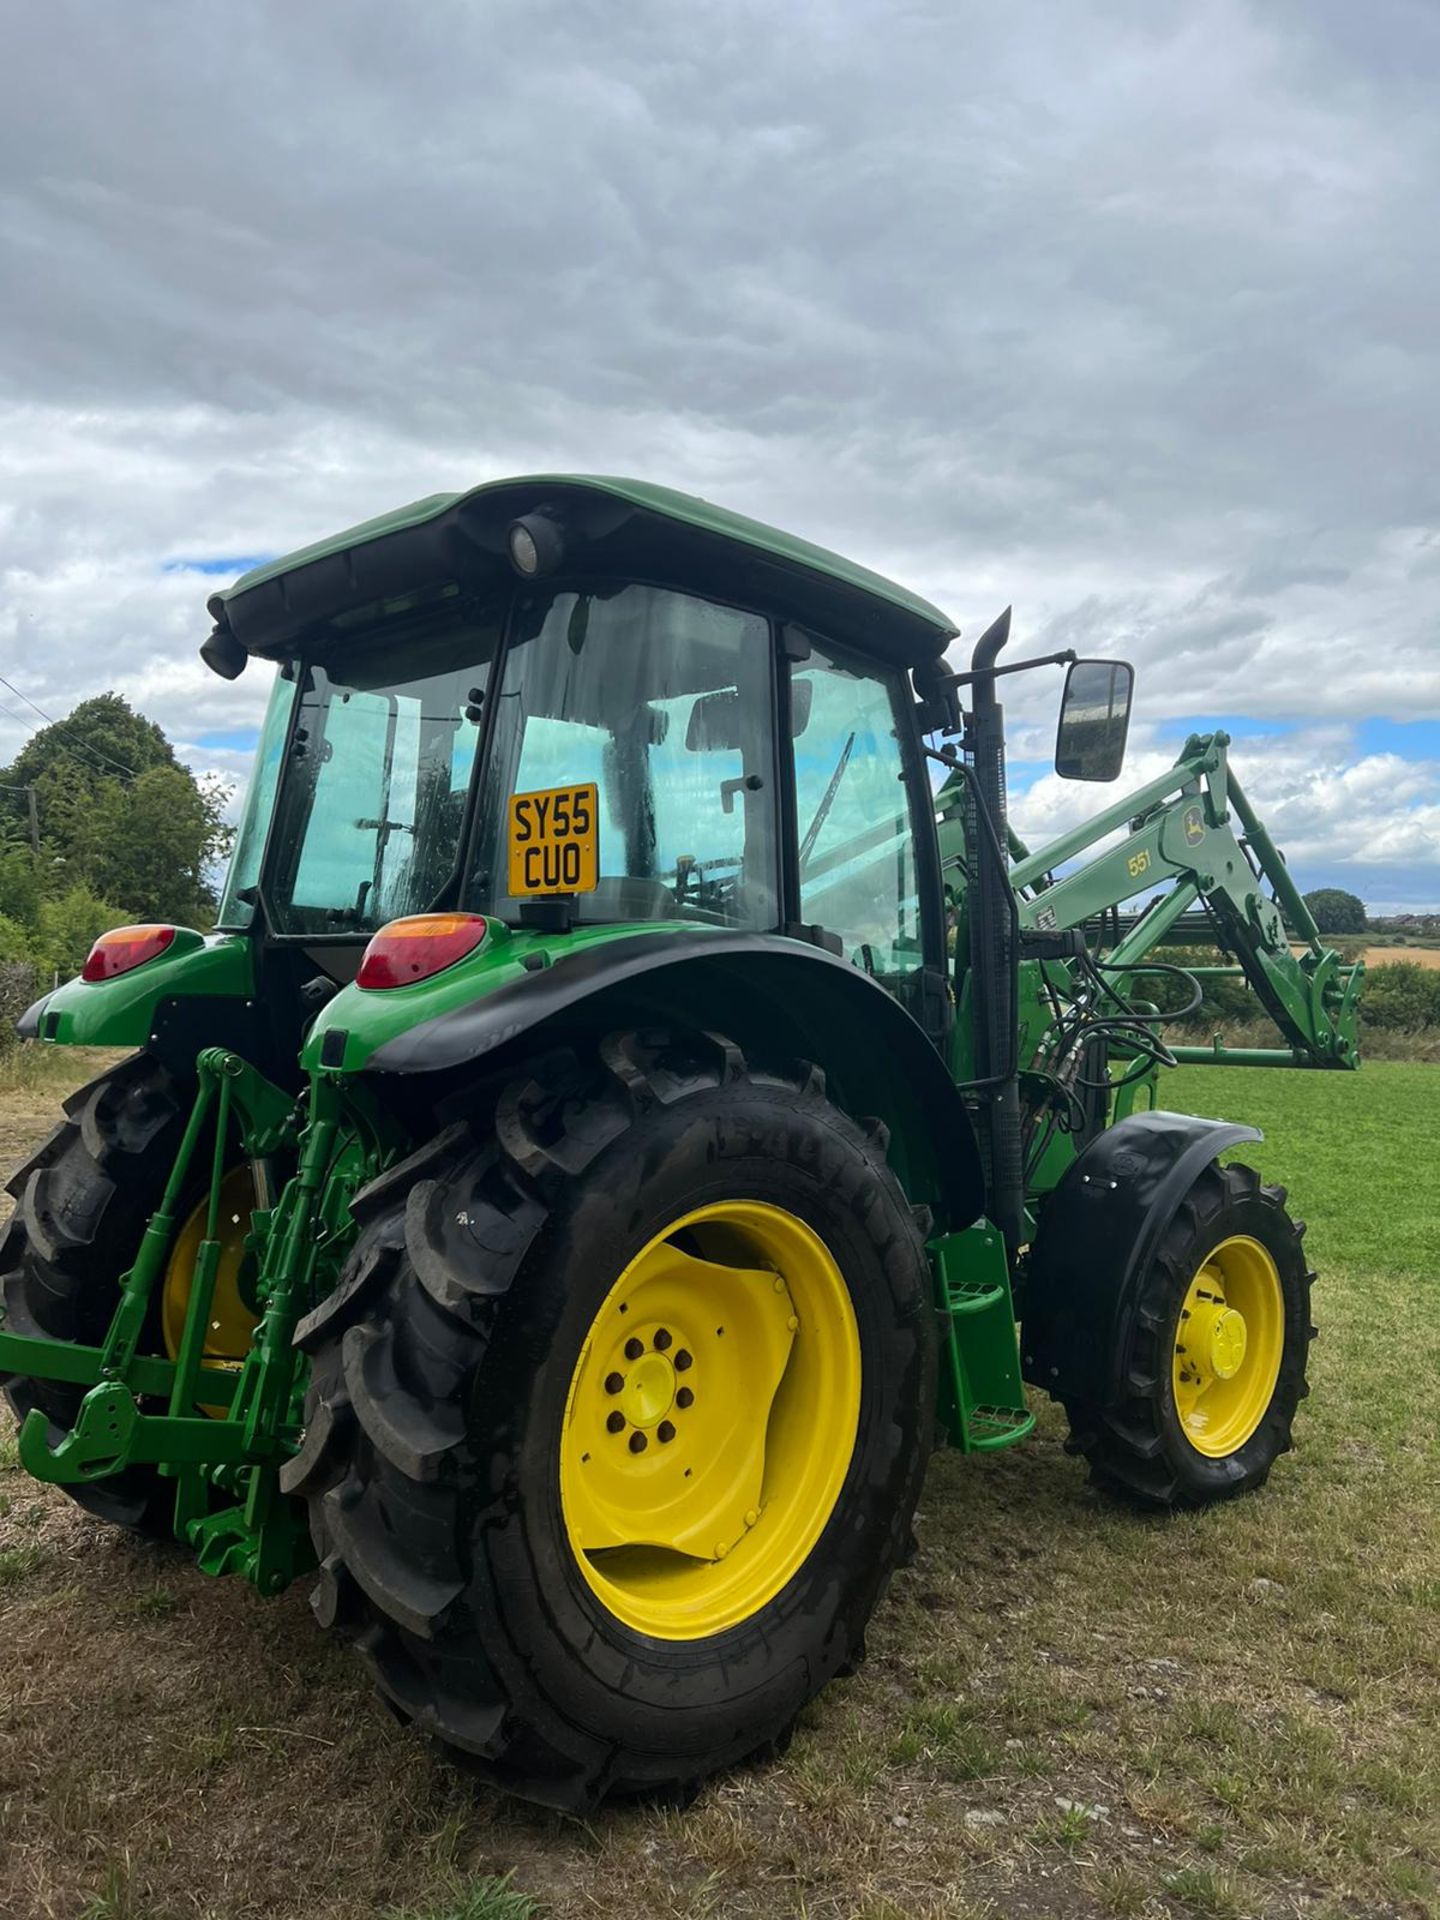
3,477,1360,1808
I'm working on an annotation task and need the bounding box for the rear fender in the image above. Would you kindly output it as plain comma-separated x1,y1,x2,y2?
342,930,985,1230
15,933,256,1055
1020,1110,1261,1404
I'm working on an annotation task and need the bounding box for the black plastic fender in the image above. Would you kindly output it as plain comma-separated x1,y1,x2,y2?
1020,1109,1262,1405
364,929,986,1230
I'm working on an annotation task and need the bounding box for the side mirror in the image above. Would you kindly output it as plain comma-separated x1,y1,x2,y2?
1055,659,1134,782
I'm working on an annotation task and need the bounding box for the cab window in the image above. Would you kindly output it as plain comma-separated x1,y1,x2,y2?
472,583,779,926
790,640,922,977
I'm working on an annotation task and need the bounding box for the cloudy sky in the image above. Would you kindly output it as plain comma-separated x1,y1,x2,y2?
2,0,1436,908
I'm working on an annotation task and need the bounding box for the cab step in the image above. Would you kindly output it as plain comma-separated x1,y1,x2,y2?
929,1221,1034,1454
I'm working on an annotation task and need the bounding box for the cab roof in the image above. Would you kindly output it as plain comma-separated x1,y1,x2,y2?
209,473,957,668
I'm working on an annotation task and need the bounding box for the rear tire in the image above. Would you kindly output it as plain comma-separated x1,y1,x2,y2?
1062,1160,1314,1509
1,1052,187,1532
284,1027,935,1810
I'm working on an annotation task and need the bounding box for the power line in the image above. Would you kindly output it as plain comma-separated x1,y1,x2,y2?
0,696,136,787
0,671,139,779
0,676,138,781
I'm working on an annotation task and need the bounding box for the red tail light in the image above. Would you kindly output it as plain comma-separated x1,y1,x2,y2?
82,924,177,982
356,913,488,989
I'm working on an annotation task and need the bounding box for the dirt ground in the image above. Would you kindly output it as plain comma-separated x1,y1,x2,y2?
1,1051,1436,1920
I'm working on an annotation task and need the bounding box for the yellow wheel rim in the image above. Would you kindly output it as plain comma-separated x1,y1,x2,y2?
162,1166,260,1408
559,1199,861,1640
1172,1234,1285,1458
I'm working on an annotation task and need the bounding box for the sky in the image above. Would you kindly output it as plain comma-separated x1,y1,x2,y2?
1,0,1436,911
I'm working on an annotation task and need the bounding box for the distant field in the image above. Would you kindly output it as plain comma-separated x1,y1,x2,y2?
1365,947,1440,969
0,1051,1436,1920
1289,945,1440,969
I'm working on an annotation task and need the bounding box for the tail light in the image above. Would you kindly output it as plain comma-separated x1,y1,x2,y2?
82,925,177,982
356,914,488,989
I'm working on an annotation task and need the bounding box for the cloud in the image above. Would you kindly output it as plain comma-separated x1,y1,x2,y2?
0,0,1436,903
1010,720,1440,912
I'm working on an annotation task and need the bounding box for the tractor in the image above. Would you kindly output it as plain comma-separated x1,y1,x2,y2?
4,477,1362,1809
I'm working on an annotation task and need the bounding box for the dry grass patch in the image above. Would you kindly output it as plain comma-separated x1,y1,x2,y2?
0,1051,1435,1918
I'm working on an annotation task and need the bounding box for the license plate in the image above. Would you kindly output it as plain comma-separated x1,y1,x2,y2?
508,782,600,897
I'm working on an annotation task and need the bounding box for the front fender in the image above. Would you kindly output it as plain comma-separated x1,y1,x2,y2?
310,925,984,1229
1020,1110,1261,1405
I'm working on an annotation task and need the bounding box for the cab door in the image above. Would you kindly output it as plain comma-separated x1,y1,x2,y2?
783,629,947,1033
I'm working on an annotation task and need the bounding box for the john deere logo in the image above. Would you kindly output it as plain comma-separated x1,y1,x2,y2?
1183,805,1205,847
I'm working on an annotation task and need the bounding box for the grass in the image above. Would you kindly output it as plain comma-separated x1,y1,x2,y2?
384,1876,539,1920
0,1056,1435,1918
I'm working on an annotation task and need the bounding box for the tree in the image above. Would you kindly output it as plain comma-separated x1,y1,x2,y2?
8,695,176,886
91,765,232,924
33,885,131,977
0,692,234,931
0,837,41,926
1302,887,1367,935
7,692,176,792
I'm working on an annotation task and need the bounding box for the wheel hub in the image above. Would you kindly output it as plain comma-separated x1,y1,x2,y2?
161,1165,260,1415
1171,1237,1284,1458
618,1349,677,1429
1189,1300,1248,1381
559,1199,861,1639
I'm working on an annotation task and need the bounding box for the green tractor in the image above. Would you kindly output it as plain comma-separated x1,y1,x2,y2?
5,477,1361,1809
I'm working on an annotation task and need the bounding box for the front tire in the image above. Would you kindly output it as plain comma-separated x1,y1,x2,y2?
284,1027,935,1809
1062,1160,1314,1508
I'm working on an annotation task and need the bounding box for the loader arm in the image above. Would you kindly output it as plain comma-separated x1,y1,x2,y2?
1014,732,1362,1066
942,730,1362,1069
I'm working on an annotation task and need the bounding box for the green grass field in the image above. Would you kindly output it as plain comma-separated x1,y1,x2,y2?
0,1055,1435,1920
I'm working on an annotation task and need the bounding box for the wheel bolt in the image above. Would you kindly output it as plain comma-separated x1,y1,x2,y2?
653,1328,672,1351
607,1410,625,1434
657,1421,675,1444
604,1372,624,1395
624,1337,644,1361
674,1349,693,1372
676,1387,694,1409
629,1431,648,1454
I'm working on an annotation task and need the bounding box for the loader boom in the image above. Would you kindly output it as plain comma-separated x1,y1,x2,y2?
943,729,1362,1073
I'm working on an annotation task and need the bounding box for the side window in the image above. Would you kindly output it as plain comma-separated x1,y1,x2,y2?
277,661,483,932
288,687,393,914
791,643,922,978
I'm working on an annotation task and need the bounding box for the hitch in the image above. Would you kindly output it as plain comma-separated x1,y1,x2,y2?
0,1049,392,1594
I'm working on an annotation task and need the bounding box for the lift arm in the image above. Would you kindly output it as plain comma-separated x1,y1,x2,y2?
945,731,1362,1069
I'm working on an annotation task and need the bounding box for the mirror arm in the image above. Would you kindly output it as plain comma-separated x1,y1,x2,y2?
942,648,1076,690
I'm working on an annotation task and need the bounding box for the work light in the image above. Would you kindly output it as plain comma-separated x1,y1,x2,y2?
506,509,565,578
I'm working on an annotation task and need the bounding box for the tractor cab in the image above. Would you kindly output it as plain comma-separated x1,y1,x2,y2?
210,476,954,1010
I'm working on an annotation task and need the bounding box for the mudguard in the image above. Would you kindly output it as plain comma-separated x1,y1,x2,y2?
14,933,255,1051
1020,1109,1262,1405
345,928,986,1231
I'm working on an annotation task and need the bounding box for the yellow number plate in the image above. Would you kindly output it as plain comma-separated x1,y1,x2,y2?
508,782,599,897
